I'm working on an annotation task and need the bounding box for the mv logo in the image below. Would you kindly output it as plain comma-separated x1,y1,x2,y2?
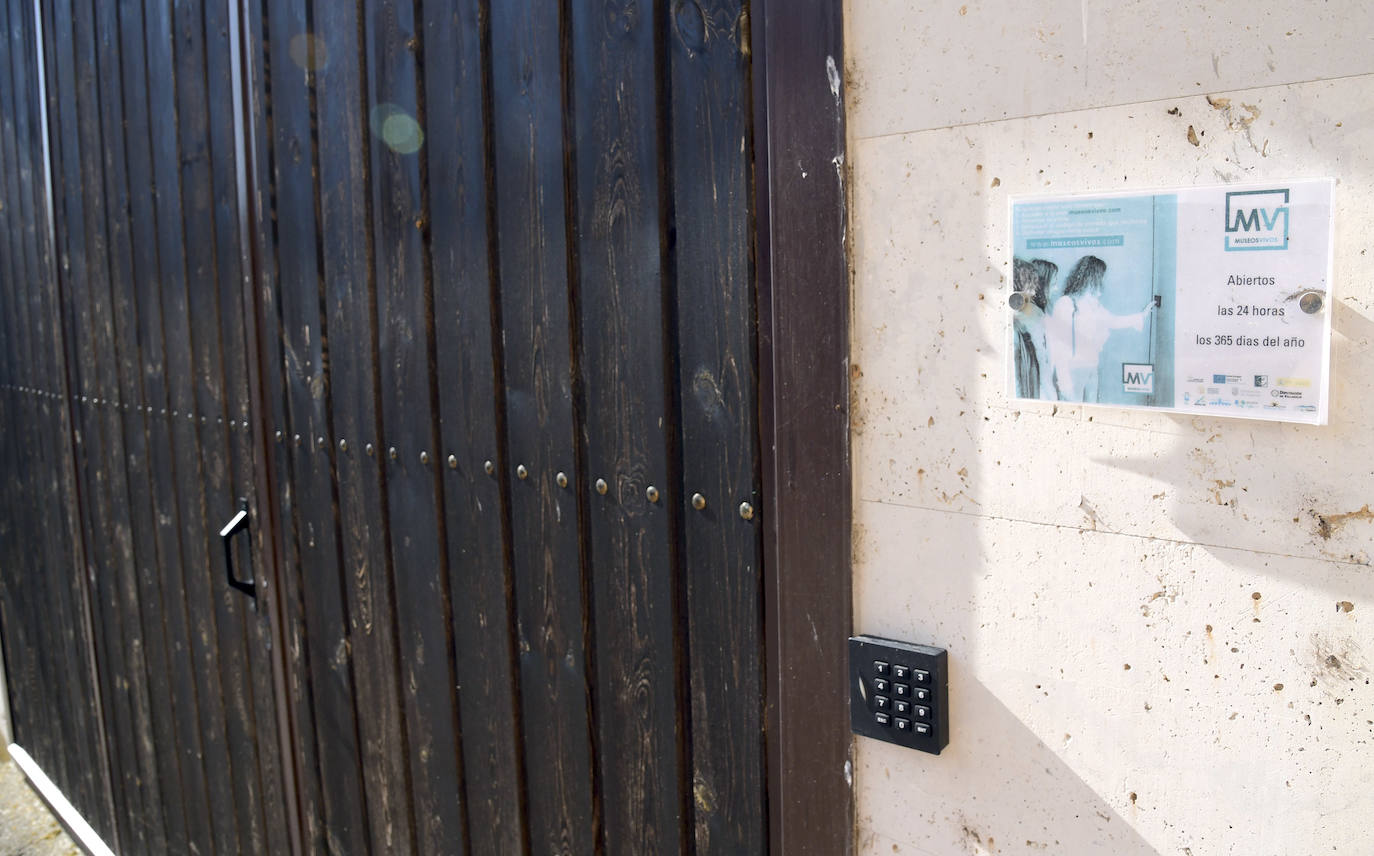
1122,363,1154,394
1224,188,1289,251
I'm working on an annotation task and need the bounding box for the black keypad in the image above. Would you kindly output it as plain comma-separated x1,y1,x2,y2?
850,636,948,755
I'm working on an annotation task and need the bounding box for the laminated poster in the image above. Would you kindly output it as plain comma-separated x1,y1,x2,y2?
1008,179,1333,425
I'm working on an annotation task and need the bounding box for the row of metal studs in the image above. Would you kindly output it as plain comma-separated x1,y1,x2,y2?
2,385,758,521
5,386,253,429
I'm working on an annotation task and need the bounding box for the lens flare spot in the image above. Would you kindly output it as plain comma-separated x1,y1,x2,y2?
370,103,424,154
288,32,328,72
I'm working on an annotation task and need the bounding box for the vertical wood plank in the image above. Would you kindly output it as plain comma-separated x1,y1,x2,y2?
31,0,119,834
0,1,63,800
363,1,470,852
90,1,174,848
261,0,374,850
488,1,599,852
0,24,24,763
85,5,184,851
146,0,246,848
196,0,283,848
239,0,317,850
567,0,688,851
254,0,371,850
311,1,418,851
667,2,767,853
170,1,282,852
66,0,152,846
254,2,329,851
0,0,60,799
112,0,197,846
421,2,529,853
18,0,79,813
139,0,222,850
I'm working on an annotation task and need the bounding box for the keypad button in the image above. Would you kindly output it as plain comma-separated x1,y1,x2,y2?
894,718,911,732
913,705,930,720
893,699,910,716
875,712,891,727
914,722,931,736
873,677,890,693
912,669,930,684
874,660,890,676
892,664,910,680
874,695,890,710
892,683,909,698
913,687,930,702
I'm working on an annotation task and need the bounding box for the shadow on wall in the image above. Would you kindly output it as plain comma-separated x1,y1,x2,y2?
1096,294,1374,577
859,675,1158,856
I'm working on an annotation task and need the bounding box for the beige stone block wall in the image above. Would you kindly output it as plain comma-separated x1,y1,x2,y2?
846,4,1374,853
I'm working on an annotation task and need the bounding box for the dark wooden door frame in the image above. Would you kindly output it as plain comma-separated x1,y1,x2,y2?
752,0,854,854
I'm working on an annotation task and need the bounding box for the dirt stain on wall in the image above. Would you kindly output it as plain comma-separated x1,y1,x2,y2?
1313,504,1374,540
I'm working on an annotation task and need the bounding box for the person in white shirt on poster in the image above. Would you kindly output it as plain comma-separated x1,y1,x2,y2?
1045,254,1157,402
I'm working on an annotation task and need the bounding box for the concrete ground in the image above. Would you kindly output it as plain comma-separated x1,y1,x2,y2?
0,756,78,856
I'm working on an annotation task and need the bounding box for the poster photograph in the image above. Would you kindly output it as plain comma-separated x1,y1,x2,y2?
1008,179,1333,425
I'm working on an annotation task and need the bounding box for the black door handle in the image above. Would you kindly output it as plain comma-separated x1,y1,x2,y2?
220,497,255,598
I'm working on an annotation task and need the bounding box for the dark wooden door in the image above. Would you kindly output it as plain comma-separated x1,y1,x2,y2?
17,1,294,854
240,0,766,854
5,0,765,852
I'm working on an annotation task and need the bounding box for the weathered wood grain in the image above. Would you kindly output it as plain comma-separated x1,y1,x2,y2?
113,0,197,846
261,0,374,849
90,1,174,848
421,2,528,853
668,2,767,852
312,0,417,851
33,0,120,837
147,0,245,848
197,0,283,848
236,1,306,852
568,0,688,852
489,1,599,852
66,1,152,847
0,2,781,853
362,1,469,851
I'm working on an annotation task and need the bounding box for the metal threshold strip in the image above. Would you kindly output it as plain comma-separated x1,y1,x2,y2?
7,744,116,856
